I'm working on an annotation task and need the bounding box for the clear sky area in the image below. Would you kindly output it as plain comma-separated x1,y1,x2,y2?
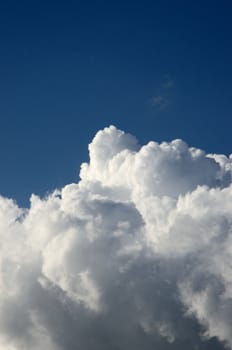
1,0,232,206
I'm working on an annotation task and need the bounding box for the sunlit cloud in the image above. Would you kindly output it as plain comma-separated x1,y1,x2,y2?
0,126,231,350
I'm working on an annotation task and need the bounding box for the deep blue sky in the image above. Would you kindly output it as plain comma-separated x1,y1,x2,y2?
1,0,232,206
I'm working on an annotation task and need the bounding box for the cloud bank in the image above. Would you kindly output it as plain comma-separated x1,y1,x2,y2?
0,125,232,350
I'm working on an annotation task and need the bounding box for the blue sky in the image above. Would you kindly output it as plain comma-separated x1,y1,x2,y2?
1,0,232,206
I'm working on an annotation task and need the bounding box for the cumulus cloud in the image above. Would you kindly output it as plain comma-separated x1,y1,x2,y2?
0,125,232,349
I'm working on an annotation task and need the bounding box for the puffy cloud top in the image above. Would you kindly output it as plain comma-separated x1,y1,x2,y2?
0,126,232,349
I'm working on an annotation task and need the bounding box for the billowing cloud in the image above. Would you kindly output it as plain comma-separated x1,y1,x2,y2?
0,125,232,349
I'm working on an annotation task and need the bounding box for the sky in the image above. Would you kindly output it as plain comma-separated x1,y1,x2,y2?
0,0,232,206
2,3,232,348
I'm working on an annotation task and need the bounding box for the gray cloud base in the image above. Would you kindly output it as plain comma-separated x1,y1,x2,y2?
0,126,231,349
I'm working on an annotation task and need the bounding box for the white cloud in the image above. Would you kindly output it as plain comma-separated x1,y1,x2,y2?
0,125,231,349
